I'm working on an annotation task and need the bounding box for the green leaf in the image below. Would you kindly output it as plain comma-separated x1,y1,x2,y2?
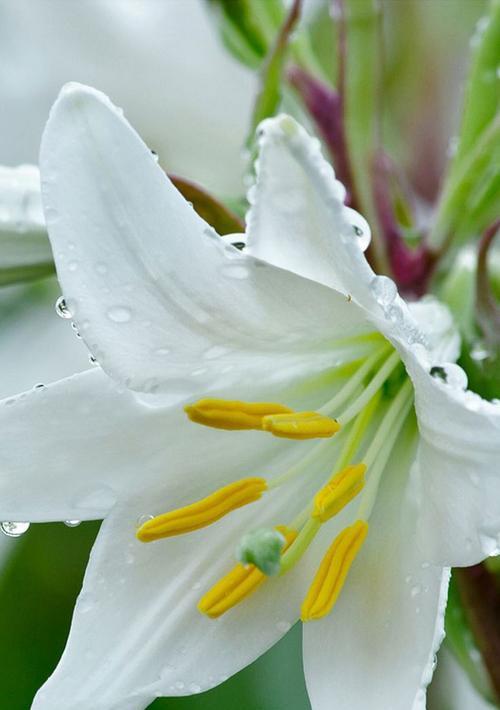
246,0,302,147
206,0,285,69
429,0,500,250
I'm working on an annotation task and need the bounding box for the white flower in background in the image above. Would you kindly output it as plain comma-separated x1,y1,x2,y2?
0,0,255,196
1,84,499,710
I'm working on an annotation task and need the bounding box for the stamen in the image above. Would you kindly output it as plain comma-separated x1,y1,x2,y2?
184,399,293,431
301,520,368,621
262,411,340,440
136,478,267,542
312,464,366,522
198,526,297,618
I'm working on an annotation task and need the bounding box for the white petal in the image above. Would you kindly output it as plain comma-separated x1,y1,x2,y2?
246,115,375,304
245,115,454,365
303,432,450,710
0,280,89,397
31,436,344,710
41,85,370,394
0,358,346,523
406,354,500,566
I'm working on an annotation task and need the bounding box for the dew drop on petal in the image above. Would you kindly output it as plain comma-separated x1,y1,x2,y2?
1,521,30,537
370,275,398,307
55,296,72,319
107,306,132,323
189,683,202,694
64,520,82,528
137,514,154,528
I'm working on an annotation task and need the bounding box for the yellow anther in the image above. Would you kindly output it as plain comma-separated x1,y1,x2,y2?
312,464,366,523
301,520,368,622
262,411,340,440
184,398,293,431
198,526,297,618
136,478,267,542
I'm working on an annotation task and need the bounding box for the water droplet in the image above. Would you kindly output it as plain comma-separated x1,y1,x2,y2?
1,521,30,537
370,276,397,307
189,683,201,694
77,593,95,614
32,383,45,390
150,150,159,163
107,306,132,323
430,363,467,390
55,296,72,319
405,575,412,584
64,520,82,527
71,322,81,338
276,620,291,633
191,581,202,591
89,354,98,365
410,584,422,598
137,514,154,527
68,260,79,272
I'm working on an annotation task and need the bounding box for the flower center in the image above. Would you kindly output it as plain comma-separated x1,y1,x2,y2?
136,334,415,623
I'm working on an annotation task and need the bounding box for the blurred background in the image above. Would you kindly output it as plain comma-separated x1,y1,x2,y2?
0,1,493,708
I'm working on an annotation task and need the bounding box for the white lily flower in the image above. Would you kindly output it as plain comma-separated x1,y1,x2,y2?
1,83,500,710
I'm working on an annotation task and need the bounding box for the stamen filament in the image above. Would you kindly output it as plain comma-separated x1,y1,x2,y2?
136,477,267,542
301,520,368,621
357,381,414,519
286,392,380,530
319,344,391,416
280,518,321,574
337,350,401,426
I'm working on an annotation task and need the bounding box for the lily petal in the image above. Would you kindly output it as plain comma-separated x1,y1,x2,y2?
303,428,450,710
406,354,500,566
0,359,347,523
30,439,343,710
41,85,369,394
246,115,375,306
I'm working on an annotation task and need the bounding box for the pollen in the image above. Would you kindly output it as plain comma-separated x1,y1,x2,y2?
198,526,297,618
184,398,293,431
136,477,267,542
301,520,368,621
262,411,340,440
312,464,366,522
